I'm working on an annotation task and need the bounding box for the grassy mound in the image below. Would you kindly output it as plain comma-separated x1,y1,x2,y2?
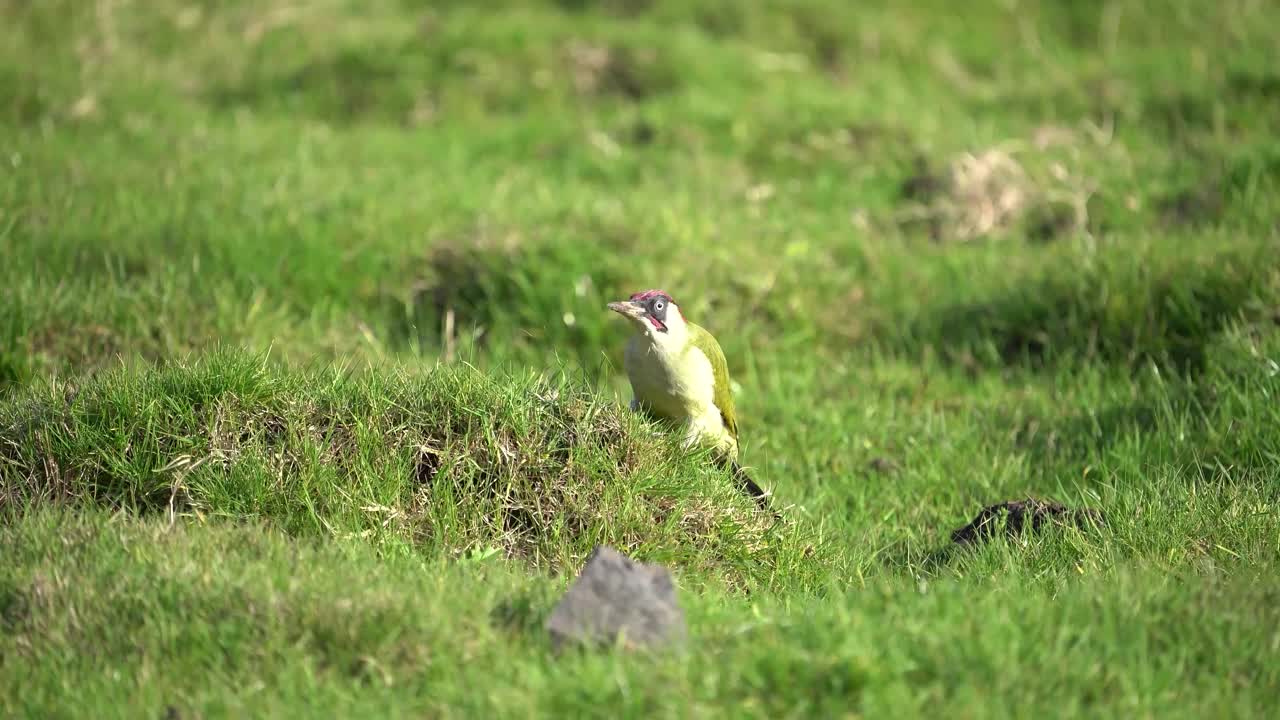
0,351,815,590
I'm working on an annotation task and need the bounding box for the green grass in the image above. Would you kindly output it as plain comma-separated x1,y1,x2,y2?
3,0,1280,716
4,510,1278,718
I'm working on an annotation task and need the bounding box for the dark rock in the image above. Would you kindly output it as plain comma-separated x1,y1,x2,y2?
630,119,656,146
1026,202,1080,243
1156,179,1225,227
950,497,1106,545
900,155,944,202
867,456,899,474
545,545,686,651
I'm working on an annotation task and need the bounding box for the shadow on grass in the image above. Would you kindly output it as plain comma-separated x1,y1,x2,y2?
377,230,632,374
208,44,439,126
904,244,1277,376
208,33,680,126
991,358,1278,494
490,586,558,639
880,323,1280,578
1003,402,1161,469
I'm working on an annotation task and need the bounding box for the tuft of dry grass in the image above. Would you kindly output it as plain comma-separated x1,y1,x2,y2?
897,124,1112,243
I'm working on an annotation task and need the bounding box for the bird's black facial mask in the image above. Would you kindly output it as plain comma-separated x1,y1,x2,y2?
644,295,670,332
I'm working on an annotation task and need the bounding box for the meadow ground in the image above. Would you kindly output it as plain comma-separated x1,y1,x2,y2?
2,1,1280,717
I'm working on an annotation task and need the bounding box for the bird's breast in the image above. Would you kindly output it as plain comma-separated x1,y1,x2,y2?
624,338,718,423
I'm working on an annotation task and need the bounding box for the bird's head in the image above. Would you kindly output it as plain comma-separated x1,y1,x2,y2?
607,289,688,345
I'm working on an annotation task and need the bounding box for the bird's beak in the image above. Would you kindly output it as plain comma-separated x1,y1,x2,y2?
607,300,647,320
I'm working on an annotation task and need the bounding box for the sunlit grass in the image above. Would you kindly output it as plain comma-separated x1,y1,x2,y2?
2,0,1279,716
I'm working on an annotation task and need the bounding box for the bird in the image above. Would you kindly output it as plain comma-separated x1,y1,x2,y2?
607,289,773,512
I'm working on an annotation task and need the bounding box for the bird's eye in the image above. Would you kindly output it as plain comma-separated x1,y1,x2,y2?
654,299,665,311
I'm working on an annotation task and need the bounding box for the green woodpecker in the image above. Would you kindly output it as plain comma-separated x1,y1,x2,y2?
607,289,772,511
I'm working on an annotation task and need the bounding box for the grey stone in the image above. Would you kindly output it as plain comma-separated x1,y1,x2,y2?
545,545,686,651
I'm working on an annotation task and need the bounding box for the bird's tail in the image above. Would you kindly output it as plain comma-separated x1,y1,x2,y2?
728,458,777,516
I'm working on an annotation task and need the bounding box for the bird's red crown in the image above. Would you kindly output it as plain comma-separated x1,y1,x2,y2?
629,289,673,303
628,289,684,321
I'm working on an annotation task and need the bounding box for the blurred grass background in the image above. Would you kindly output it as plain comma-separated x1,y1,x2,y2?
2,0,1279,717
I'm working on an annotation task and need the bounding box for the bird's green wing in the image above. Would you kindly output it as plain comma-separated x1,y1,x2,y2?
688,323,738,439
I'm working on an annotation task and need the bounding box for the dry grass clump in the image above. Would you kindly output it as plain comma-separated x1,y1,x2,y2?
898,123,1111,242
